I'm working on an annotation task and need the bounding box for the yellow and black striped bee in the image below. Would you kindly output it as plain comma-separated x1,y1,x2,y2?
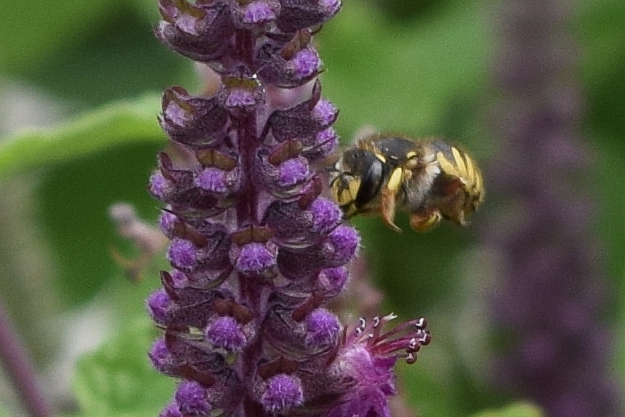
328,133,484,232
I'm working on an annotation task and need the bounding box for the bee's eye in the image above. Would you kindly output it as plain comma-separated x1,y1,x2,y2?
355,159,387,208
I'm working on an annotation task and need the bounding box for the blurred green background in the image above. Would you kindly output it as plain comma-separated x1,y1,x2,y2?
0,0,623,416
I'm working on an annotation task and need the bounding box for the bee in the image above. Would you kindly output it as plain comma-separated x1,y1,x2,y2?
328,133,484,232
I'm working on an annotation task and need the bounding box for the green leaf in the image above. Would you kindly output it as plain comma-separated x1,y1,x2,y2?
0,93,165,182
470,403,544,417
72,317,174,417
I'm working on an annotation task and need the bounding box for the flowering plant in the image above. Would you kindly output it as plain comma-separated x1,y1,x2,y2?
146,1,430,416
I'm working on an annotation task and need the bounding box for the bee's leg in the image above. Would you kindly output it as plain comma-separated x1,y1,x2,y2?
380,167,403,232
409,208,442,232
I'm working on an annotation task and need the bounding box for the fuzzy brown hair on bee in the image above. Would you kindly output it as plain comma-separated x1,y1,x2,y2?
328,133,484,232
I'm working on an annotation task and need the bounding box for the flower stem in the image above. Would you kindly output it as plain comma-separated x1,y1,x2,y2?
0,300,52,417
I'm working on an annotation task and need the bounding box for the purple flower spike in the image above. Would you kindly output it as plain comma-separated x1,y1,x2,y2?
261,374,304,413
148,1,430,416
485,0,622,415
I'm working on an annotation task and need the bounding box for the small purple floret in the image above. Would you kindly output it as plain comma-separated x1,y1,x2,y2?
175,380,212,416
290,48,320,79
149,338,177,375
316,127,338,146
149,171,171,198
171,269,188,287
159,211,178,237
306,308,340,348
325,225,360,264
168,239,198,269
261,374,304,412
313,99,337,125
319,0,341,15
235,242,276,273
206,316,247,351
278,158,309,186
225,89,257,109
243,1,276,24
147,289,173,325
310,197,342,233
317,267,349,296
195,167,228,193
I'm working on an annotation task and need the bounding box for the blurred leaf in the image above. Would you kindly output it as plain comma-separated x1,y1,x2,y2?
72,317,173,417
39,140,165,305
401,364,464,417
320,0,490,146
470,403,543,417
0,93,164,182
20,8,194,106
0,0,118,72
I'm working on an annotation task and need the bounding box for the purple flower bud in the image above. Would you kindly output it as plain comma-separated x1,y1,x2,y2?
195,167,228,193
147,289,174,325
156,0,234,62
276,0,342,33
261,374,304,412
232,242,277,274
159,211,179,238
288,48,320,79
312,99,338,127
168,239,198,270
149,338,178,376
149,171,173,199
319,0,341,15
170,269,189,287
278,157,310,186
303,127,339,161
256,41,320,88
266,82,336,142
175,380,212,416
224,89,257,109
323,225,360,265
206,316,247,351
159,86,229,147
305,308,340,348
310,197,342,234
241,0,277,25
317,267,349,297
